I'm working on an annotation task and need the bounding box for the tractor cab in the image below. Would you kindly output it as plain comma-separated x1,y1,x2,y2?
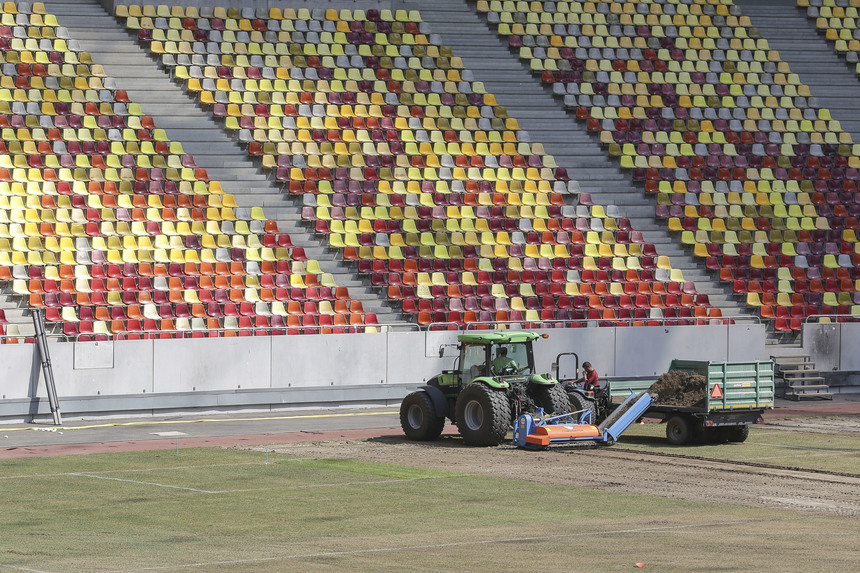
437,331,542,390
460,338,534,385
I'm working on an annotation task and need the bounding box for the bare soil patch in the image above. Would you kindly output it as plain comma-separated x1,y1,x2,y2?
262,425,860,518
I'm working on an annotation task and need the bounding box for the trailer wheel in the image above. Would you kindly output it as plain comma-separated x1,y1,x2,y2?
455,383,510,447
531,383,571,416
568,392,598,424
726,424,750,443
666,416,691,445
400,391,445,441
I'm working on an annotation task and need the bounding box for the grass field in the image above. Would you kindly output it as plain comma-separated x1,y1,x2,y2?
2,426,860,573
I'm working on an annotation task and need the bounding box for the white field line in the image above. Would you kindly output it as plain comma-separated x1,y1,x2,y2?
9,523,860,573
8,519,827,573
70,473,218,494
243,474,472,492
0,565,53,573
1,457,470,493
0,462,265,481
125,475,473,496
198,475,473,495
0,455,397,482
4,463,470,495
98,520,771,572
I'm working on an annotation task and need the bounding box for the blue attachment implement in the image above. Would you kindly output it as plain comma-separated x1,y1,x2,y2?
600,390,653,443
513,390,652,449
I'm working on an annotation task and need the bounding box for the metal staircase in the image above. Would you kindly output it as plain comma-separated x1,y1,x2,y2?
737,0,860,142
771,353,832,399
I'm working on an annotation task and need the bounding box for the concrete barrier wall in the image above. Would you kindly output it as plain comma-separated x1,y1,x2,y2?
1,324,773,420
9,320,860,421
799,323,841,372
801,322,860,373
838,323,860,372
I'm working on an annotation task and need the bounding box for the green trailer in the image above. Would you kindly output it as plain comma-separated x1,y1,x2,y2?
609,360,775,445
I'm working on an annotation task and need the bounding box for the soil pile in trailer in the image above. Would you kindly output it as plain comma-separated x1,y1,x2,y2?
649,370,707,408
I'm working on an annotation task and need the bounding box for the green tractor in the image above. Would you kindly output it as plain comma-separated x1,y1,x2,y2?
400,331,571,446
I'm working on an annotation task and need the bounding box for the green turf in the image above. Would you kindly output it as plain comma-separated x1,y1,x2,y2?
616,419,860,475
1,447,859,572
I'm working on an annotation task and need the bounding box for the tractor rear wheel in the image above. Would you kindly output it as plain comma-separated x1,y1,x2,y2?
531,383,571,416
455,383,510,447
400,391,445,441
568,391,598,424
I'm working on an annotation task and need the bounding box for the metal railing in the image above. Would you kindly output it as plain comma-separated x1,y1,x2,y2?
421,315,760,331
70,321,420,342
0,332,71,343
1,313,775,342
804,314,860,324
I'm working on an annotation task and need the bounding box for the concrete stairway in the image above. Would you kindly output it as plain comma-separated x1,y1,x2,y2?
416,0,747,319
737,0,860,142
0,293,32,338
40,0,403,323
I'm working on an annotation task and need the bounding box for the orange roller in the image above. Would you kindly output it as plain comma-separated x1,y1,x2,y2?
524,424,601,447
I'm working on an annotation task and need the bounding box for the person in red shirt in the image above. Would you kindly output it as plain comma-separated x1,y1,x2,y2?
571,361,599,390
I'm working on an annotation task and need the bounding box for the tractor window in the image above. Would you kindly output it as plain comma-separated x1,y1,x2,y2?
491,342,532,375
461,344,489,384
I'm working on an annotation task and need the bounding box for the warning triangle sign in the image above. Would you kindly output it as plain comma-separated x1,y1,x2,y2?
710,383,723,400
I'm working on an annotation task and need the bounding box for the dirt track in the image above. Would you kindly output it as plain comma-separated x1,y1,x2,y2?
265,429,860,518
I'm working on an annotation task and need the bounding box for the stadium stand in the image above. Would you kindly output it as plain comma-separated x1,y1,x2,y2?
118,3,721,329
473,0,859,331
734,0,860,143
3,0,856,341
0,0,376,341
799,0,860,74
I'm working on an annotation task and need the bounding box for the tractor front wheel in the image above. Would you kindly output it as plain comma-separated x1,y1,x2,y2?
400,391,445,441
532,383,571,416
455,383,510,447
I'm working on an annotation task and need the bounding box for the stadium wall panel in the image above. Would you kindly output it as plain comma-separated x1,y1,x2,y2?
0,324,779,421
841,324,860,372
153,337,272,393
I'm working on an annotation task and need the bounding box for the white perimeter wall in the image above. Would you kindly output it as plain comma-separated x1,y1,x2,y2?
4,324,771,400
1,324,774,419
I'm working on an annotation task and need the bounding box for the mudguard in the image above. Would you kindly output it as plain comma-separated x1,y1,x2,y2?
419,385,449,418
470,376,509,389
529,373,558,386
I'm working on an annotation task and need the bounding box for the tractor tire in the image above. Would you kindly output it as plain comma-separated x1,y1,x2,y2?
400,391,445,441
726,424,750,443
531,383,571,416
568,391,598,424
666,416,691,445
455,383,511,447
